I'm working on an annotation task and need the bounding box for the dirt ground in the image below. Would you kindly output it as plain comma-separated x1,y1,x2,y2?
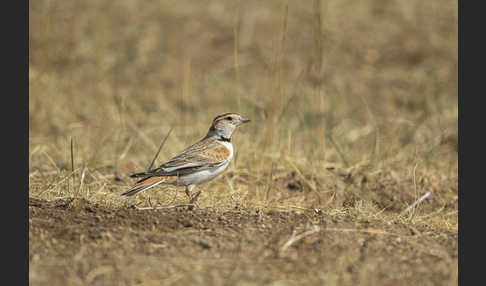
29,197,457,286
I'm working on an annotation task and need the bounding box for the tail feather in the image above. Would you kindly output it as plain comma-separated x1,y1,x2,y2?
130,172,149,178
121,176,165,196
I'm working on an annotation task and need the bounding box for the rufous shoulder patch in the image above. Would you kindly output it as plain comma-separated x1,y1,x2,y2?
202,146,230,161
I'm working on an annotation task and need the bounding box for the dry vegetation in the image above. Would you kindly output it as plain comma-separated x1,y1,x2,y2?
29,0,457,285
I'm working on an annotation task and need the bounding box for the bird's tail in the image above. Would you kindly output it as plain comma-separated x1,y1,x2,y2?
130,172,150,178
121,176,167,196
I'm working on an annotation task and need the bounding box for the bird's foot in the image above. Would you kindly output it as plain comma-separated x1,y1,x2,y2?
188,190,202,210
189,190,202,203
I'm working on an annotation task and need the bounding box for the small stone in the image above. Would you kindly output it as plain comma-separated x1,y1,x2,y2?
199,240,211,249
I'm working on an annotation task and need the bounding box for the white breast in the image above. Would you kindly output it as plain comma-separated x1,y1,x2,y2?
218,141,234,159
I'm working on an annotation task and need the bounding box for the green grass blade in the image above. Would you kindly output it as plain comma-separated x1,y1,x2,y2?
147,127,173,171
70,137,75,187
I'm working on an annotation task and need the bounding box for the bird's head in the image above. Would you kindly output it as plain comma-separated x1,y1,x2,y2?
207,112,251,140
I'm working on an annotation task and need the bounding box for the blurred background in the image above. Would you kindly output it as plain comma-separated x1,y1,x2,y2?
29,0,457,211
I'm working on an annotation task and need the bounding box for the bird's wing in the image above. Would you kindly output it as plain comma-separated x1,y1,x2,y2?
132,138,230,179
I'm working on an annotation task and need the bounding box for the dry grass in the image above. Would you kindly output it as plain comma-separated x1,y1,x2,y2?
29,0,457,285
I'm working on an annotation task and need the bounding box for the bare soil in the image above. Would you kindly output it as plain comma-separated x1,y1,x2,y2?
29,197,457,286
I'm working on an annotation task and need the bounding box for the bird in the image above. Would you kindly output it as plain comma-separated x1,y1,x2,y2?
121,112,251,205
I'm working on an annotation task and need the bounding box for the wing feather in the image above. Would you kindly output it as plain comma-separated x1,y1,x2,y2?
131,138,230,178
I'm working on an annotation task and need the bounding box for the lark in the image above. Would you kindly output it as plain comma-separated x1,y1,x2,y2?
121,112,250,205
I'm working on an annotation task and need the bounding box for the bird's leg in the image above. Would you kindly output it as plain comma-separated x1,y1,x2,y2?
185,185,200,209
190,190,202,204
185,184,194,200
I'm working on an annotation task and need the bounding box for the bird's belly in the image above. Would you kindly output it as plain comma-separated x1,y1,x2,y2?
178,161,230,186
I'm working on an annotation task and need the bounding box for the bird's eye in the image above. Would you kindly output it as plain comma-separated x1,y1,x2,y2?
225,116,232,121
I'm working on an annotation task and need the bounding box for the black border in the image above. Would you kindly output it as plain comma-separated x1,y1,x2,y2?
459,0,479,285
457,0,461,283
4,0,29,285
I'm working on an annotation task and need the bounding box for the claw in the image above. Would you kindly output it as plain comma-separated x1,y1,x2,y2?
189,190,202,204
187,190,202,210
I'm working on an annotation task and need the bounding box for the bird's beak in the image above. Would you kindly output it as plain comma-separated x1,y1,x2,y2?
240,117,251,124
